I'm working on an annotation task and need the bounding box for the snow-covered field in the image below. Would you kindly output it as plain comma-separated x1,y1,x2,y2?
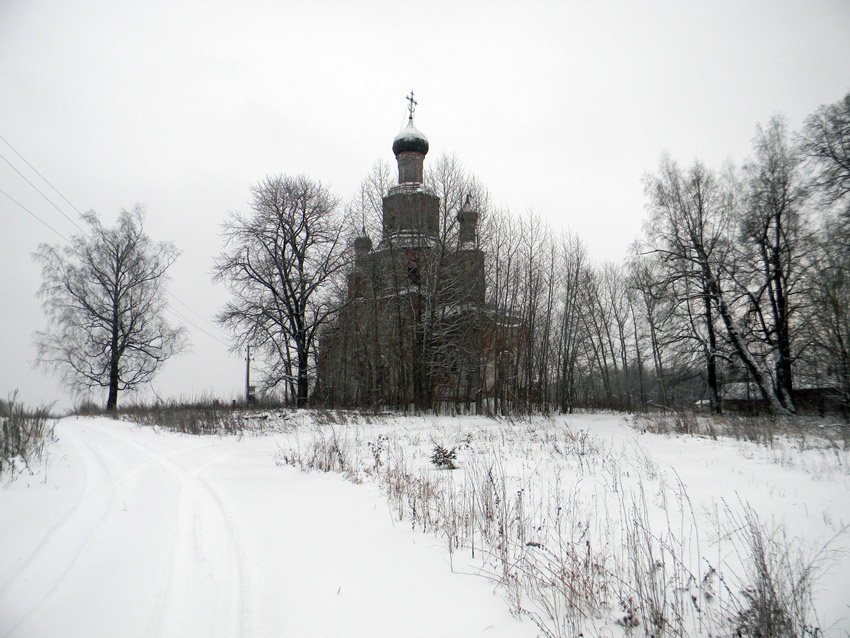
1,412,848,637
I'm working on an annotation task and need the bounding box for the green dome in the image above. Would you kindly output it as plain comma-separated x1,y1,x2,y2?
392,119,429,156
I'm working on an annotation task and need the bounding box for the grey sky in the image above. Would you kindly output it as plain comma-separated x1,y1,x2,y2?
2,0,849,409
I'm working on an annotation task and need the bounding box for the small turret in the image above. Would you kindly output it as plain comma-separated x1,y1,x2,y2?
348,229,372,301
354,229,372,258
457,194,478,248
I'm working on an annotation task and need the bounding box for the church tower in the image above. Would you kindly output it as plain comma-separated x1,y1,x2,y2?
381,92,440,245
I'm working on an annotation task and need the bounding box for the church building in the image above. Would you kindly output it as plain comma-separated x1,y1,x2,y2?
317,97,490,409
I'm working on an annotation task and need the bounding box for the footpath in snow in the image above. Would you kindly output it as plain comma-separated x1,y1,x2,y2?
0,417,534,638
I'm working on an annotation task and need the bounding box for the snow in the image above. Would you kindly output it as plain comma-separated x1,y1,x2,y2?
272,412,850,635
0,417,532,637
2,412,849,636
393,119,428,144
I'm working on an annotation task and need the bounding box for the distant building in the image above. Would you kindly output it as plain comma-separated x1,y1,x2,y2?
317,101,511,409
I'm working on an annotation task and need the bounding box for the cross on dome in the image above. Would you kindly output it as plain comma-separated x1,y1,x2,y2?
406,91,418,120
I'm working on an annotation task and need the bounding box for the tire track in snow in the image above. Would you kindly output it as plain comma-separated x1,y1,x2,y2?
0,424,91,593
0,420,215,599
0,421,116,636
86,422,248,638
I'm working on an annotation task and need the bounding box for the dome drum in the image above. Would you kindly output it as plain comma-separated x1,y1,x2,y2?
396,151,425,183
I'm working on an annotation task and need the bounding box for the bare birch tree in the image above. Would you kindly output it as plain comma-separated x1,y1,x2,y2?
553,232,589,412
627,251,676,407
34,206,186,410
800,91,850,410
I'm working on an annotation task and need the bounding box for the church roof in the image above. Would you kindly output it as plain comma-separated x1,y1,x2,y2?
392,118,429,156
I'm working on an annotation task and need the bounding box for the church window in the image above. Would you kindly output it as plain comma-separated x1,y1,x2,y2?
407,265,420,285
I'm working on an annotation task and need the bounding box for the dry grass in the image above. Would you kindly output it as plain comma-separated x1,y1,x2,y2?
712,502,839,638
0,391,55,476
73,396,283,436
273,413,844,637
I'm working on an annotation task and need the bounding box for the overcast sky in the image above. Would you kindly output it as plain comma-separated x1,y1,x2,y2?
2,0,849,410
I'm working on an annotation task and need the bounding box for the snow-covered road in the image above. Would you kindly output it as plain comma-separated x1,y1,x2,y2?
0,417,533,638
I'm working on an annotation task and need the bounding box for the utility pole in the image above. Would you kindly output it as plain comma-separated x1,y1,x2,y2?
245,345,255,404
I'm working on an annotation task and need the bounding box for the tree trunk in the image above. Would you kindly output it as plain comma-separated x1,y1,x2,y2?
296,324,309,406
107,305,120,412
702,288,721,413
705,267,789,414
773,266,795,412
107,370,119,411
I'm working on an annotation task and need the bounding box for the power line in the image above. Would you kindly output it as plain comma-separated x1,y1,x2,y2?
0,186,69,241
165,292,231,344
0,186,228,346
1,132,233,347
0,134,85,217
0,151,85,233
166,290,222,331
165,304,230,346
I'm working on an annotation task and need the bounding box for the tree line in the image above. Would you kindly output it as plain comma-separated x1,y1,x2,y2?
33,92,849,413
475,100,849,416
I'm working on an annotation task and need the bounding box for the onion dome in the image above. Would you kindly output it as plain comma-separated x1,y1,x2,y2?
354,230,372,255
392,118,429,156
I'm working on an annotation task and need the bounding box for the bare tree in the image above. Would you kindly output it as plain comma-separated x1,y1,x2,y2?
804,219,850,408
515,211,547,410
34,206,186,410
800,91,850,227
627,251,676,407
645,156,796,413
645,158,722,410
347,158,395,239
553,231,589,412
737,117,809,412
481,207,523,413
323,162,395,407
799,92,850,410
214,175,346,405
